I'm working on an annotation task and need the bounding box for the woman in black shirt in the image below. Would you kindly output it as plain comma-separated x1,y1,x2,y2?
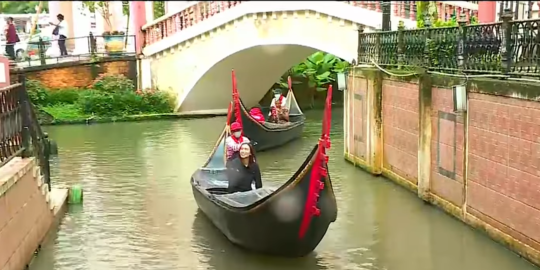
226,143,262,193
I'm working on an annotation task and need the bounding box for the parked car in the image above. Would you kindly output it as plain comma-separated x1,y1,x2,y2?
16,34,52,60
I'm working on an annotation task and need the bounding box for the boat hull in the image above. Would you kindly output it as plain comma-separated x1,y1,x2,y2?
191,150,337,257
232,103,305,152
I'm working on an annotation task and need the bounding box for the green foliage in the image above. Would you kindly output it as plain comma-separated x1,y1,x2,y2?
47,89,80,105
416,1,479,28
122,1,129,16
41,104,87,121
26,76,175,121
27,80,49,105
412,1,481,69
82,1,114,33
78,90,174,116
0,1,48,14
92,74,135,93
290,52,350,91
154,1,165,18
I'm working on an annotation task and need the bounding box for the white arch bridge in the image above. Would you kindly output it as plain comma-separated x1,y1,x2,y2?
140,1,478,114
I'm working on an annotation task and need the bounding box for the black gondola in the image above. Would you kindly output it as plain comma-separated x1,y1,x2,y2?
190,85,337,257
230,73,305,152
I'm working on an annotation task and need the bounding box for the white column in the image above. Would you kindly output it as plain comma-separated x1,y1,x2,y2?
145,1,154,22
47,1,75,54
48,1,61,18
71,1,91,54
109,1,125,32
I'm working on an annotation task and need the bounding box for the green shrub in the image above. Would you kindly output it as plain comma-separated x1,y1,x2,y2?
77,89,174,117
26,80,49,106
47,89,80,105
26,80,81,106
91,74,135,93
140,91,175,113
78,90,118,116
27,75,174,121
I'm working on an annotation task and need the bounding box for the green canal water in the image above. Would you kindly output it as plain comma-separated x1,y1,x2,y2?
30,109,537,270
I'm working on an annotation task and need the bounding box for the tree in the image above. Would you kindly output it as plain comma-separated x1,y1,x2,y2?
154,1,165,18
0,1,48,14
283,52,350,107
82,1,114,33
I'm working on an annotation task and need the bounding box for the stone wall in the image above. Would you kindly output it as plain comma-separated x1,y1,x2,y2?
0,158,63,270
11,56,138,89
344,67,540,267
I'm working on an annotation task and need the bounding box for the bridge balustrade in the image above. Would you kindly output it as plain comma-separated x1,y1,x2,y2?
141,1,479,47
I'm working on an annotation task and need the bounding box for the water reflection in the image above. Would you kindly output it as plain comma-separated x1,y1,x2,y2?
191,210,327,270
29,110,538,270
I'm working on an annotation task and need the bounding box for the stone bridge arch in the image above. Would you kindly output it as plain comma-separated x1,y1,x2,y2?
142,2,416,113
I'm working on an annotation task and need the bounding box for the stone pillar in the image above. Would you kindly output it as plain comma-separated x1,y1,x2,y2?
47,1,75,53
478,1,497,23
48,1,61,18
145,1,154,22
71,2,92,55
110,1,125,32
417,73,433,200
130,1,146,55
59,1,75,51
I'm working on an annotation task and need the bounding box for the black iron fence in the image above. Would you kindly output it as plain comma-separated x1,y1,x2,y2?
0,75,52,190
358,9,540,77
2,33,136,68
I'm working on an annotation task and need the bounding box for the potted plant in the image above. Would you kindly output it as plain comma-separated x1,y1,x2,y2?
102,30,125,55
82,1,127,55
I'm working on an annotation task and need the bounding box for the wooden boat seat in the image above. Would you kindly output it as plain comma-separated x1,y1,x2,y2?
215,188,274,207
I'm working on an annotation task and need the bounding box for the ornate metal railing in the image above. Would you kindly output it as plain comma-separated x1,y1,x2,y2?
0,75,52,190
358,9,540,77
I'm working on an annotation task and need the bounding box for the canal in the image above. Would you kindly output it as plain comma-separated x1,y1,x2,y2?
30,109,537,270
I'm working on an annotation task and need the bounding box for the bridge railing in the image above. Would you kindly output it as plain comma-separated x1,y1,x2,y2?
0,75,52,190
141,1,479,47
344,1,478,23
358,9,540,77
142,1,244,46
7,34,136,68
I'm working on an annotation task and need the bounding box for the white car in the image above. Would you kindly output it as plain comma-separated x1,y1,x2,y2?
19,35,54,60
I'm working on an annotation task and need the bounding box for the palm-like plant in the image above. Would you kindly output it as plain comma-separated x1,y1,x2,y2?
282,52,350,107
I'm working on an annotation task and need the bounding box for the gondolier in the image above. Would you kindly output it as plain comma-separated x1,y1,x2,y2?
225,122,250,160
269,88,287,116
229,71,305,151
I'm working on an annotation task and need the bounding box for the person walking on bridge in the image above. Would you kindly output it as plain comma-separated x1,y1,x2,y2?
4,17,19,60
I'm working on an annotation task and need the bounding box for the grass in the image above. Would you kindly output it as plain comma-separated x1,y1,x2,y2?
41,104,90,121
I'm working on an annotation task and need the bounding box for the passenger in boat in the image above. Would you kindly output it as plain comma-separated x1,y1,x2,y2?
249,106,266,123
226,142,262,193
268,98,290,124
269,88,287,116
225,122,250,160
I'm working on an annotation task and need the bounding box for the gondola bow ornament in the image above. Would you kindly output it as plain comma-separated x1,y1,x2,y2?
298,84,333,239
231,70,244,137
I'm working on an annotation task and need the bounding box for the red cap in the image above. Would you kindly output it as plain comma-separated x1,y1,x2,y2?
231,122,242,131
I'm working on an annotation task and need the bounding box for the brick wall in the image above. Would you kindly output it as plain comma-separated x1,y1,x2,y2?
467,93,540,253
11,56,138,89
0,158,54,270
344,68,540,266
382,79,419,184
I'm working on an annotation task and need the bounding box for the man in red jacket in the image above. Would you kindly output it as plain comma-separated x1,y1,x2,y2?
4,17,18,60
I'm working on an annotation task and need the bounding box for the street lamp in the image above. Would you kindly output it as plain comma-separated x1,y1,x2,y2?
452,85,467,113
